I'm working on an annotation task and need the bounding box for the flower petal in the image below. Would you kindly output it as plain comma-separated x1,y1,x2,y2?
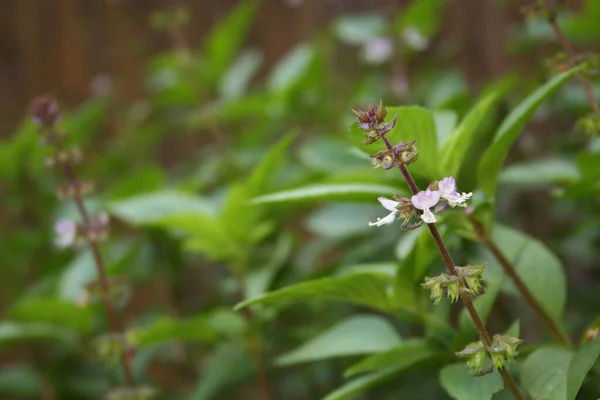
420,208,437,224
368,211,397,226
378,197,399,211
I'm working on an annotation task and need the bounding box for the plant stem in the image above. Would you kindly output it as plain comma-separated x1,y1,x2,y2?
470,217,572,347
548,16,600,114
381,136,524,400
53,132,135,387
234,269,272,400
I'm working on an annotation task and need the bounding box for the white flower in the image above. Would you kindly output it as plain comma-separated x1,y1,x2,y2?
369,197,400,226
438,177,472,207
54,219,77,248
411,190,441,224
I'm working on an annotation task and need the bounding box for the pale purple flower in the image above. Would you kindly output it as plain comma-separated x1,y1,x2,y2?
369,197,400,226
411,190,441,224
438,177,472,207
54,219,77,248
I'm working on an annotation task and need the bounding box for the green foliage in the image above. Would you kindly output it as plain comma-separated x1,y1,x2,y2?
521,348,573,400
321,367,405,400
4,2,600,399
275,315,402,366
235,272,398,312
567,338,600,399
477,66,582,199
439,363,504,400
345,338,435,377
251,183,403,204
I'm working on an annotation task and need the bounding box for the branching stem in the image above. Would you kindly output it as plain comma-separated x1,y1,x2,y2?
381,135,524,400
51,130,135,387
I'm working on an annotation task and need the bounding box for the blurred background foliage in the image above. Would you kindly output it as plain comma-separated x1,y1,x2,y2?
0,0,599,399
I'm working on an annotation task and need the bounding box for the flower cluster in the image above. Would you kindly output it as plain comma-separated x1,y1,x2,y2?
456,335,523,373
353,101,523,384
421,274,460,305
352,100,397,145
369,176,472,227
54,213,110,248
422,265,486,305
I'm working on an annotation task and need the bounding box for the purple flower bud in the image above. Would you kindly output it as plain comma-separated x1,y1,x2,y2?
30,96,60,127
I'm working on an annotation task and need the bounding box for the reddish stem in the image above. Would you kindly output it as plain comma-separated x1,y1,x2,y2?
54,133,135,387
549,18,599,114
381,135,524,400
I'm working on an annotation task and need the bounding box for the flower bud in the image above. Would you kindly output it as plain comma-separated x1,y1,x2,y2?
422,274,460,305
352,101,398,144
369,149,395,170
30,96,60,127
56,180,94,199
394,140,418,165
84,212,110,243
456,340,486,373
93,333,130,365
575,113,600,136
45,147,83,168
456,265,486,294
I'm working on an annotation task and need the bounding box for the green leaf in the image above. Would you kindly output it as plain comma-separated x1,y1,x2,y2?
0,322,77,348
566,337,600,400
390,106,439,179
201,0,260,84
521,348,574,400
59,97,109,144
158,214,241,262
58,251,97,302
107,166,165,200
220,134,294,247
239,134,295,198
345,339,435,377
190,344,254,400
267,44,315,93
322,367,404,400
499,158,580,187
439,363,504,400
434,110,458,147
477,66,582,198
251,183,402,204
332,14,388,45
245,234,294,299
394,0,448,41
497,225,567,328
0,364,42,397
108,191,216,225
128,315,218,347
441,92,500,177
235,272,397,312
219,49,263,100
8,298,94,334
275,315,401,366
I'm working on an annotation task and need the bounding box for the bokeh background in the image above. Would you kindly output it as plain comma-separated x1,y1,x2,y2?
1,0,599,399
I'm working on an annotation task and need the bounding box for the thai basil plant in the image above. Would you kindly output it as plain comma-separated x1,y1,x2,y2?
236,73,600,399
